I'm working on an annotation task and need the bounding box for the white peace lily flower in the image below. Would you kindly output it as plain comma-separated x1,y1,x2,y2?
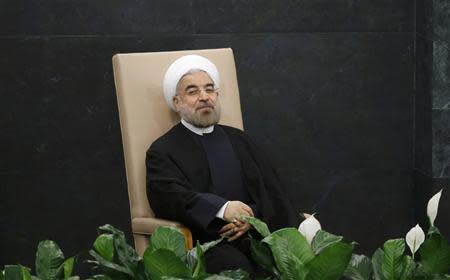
405,224,425,255
298,214,322,245
427,189,443,226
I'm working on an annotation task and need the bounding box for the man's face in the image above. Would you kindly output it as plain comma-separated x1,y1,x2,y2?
173,71,221,128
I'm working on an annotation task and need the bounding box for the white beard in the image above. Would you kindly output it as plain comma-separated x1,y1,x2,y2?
178,102,221,128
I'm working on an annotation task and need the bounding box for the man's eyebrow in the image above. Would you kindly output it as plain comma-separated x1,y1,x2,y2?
184,83,215,91
184,85,199,91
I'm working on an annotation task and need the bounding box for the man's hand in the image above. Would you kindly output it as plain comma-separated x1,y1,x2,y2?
219,220,251,241
223,201,254,222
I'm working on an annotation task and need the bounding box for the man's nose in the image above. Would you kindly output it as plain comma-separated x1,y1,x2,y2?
198,90,210,101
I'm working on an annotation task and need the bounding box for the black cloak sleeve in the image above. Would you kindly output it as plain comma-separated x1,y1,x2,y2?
146,148,227,232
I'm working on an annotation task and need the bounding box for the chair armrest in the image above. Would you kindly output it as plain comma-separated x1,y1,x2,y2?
132,217,193,250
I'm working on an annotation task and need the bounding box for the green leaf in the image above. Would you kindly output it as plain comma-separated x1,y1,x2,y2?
306,241,353,280
203,276,234,280
20,266,32,280
134,261,148,280
242,216,271,237
399,255,415,280
371,248,383,280
90,275,114,280
381,239,406,280
263,228,315,273
62,257,75,278
143,248,191,280
97,224,140,274
5,265,24,280
0,269,4,280
4,265,32,280
192,241,207,279
160,277,192,280
94,234,115,262
282,253,309,280
343,254,372,280
35,240,65,280
150,226,187,262
88,249,134,277
428,226,441,236
186,238,223,270
219,269,251,280
311,230,343,255
250,239,275,272
419,233,450,274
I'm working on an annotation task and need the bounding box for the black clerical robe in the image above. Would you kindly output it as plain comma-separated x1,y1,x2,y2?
146,123,296,243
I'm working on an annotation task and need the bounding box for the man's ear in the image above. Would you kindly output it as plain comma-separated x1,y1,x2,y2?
172,95,180,112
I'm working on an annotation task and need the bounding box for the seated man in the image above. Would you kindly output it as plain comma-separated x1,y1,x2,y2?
146,54,296,275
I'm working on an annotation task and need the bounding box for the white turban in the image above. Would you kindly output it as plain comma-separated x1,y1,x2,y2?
163,54,220,110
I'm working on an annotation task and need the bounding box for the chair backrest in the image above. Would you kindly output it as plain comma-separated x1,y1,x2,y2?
112,48,244,221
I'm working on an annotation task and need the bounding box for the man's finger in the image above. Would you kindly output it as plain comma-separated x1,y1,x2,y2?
228,230,244,241
221,227,237,237
240,205,254,217
226,223,251,241
218,223,234,234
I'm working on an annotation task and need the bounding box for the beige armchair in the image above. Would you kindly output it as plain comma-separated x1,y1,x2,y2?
112,48,244,255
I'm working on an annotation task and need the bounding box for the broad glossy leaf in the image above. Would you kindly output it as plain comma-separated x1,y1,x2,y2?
306,241,353,280
0,269,4,280
419,233,450,274
312,230,343,255
203,276,234,280
219,269,250,280
20,266,32,280
282,253,308,280
399,255,415,280
94,234,114,262
242,216,271,237
5,265,24,280
90,275,114,280
381,239,405,280
371,248,383,280
35,240,65,280
97,224,140,273
113,234,140,273
192,241,207,279
88,250,134,277
63,257,75,278
186,238,223,270
150,227,187,262
98,224,125,236
143,248,191,280
263,228,315,271
250,239,275,272
134,261,148,280
343,254,372,280
428,225,441,236
4,265,31,280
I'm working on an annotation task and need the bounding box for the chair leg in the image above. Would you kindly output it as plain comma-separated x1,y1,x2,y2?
133,234,149,256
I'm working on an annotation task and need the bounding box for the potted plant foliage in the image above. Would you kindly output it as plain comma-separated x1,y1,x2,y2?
2,190,448,280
